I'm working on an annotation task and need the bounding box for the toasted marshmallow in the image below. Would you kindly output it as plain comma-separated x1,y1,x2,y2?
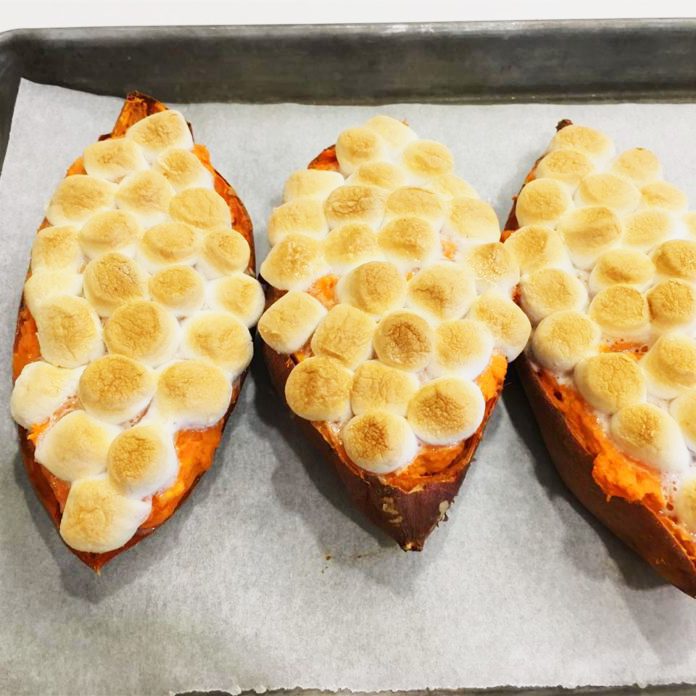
285,356,353,422
182,311,253,378
622,209,674,252
59,475,151,553
78,354,155,424
430,319,495,380
641,333,696,399
611,148,662,185
335,126,386,175
83,138,148,182
153,148,213,191
641,181,688,212
268,199,328,246
310,304,376,369
79,210,142,259
35,410,119,482
207,273,264,328
31,225,82,273
557,206,622,270
531,311,600,373
519,268,588,325
427,174,479,201
647,279,696,331
515,178,573,227
467,292,531,361
443,197,499,243
35,296,103,368
406,261,476,321
674,473,696,531
670,391,696,450
107,423,179,498
610,403,689,472
125,109,193,160
384,187,443,228
504,224,570,275
574,353,646,414
10,361,82,429
116,171,174,227
260,293,326,355
198,228,251,278
588,285,650,340
535,149,594,187
364,115,417,153
373,310,434,372
574,173,640,214
407,377,485,445
46,175,116,226
104,300,179,367
83,252,148,317
149,265,205,317
324,185,386,229
464,242,520,294
377,216,439,271
169,187,231,231
259,233,326,292
342,411,418,474
283,169,345,202
653,240,696,282
348,161,406,191
324,223,381,273
23,270,83,317
402,139,454,181
197,228,251,279
589,248,655,294
154,360,232,428
350,360,419,416
548,124,615,164
337,260,406,316
137,221,198,270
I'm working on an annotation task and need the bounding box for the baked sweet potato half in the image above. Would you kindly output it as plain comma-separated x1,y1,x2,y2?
11,92,259,572
504,119,696,595
259,116,530,549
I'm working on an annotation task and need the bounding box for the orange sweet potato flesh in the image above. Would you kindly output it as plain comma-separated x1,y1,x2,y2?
262,145,508,550
507,120,696,596
13,92,254,572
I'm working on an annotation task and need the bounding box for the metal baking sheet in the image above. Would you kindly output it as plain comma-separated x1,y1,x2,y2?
2,21,696,696
3,19,696,164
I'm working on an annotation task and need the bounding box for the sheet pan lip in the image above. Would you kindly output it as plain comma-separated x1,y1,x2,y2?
2,16,696,180
3,17,696,41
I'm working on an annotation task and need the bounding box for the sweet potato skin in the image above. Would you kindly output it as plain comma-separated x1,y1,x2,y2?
262,322,503,551
19,395,240,573
517,355,696,595
509,119,696,596
262,141,507,549
14,92,253,572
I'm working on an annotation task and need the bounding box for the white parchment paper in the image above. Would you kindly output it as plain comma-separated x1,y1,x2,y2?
1,79,696,696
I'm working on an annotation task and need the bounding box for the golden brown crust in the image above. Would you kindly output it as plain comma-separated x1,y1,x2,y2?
14,91,254,572
508,119,696,596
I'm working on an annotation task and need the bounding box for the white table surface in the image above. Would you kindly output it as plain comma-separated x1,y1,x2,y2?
0,0,694,32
